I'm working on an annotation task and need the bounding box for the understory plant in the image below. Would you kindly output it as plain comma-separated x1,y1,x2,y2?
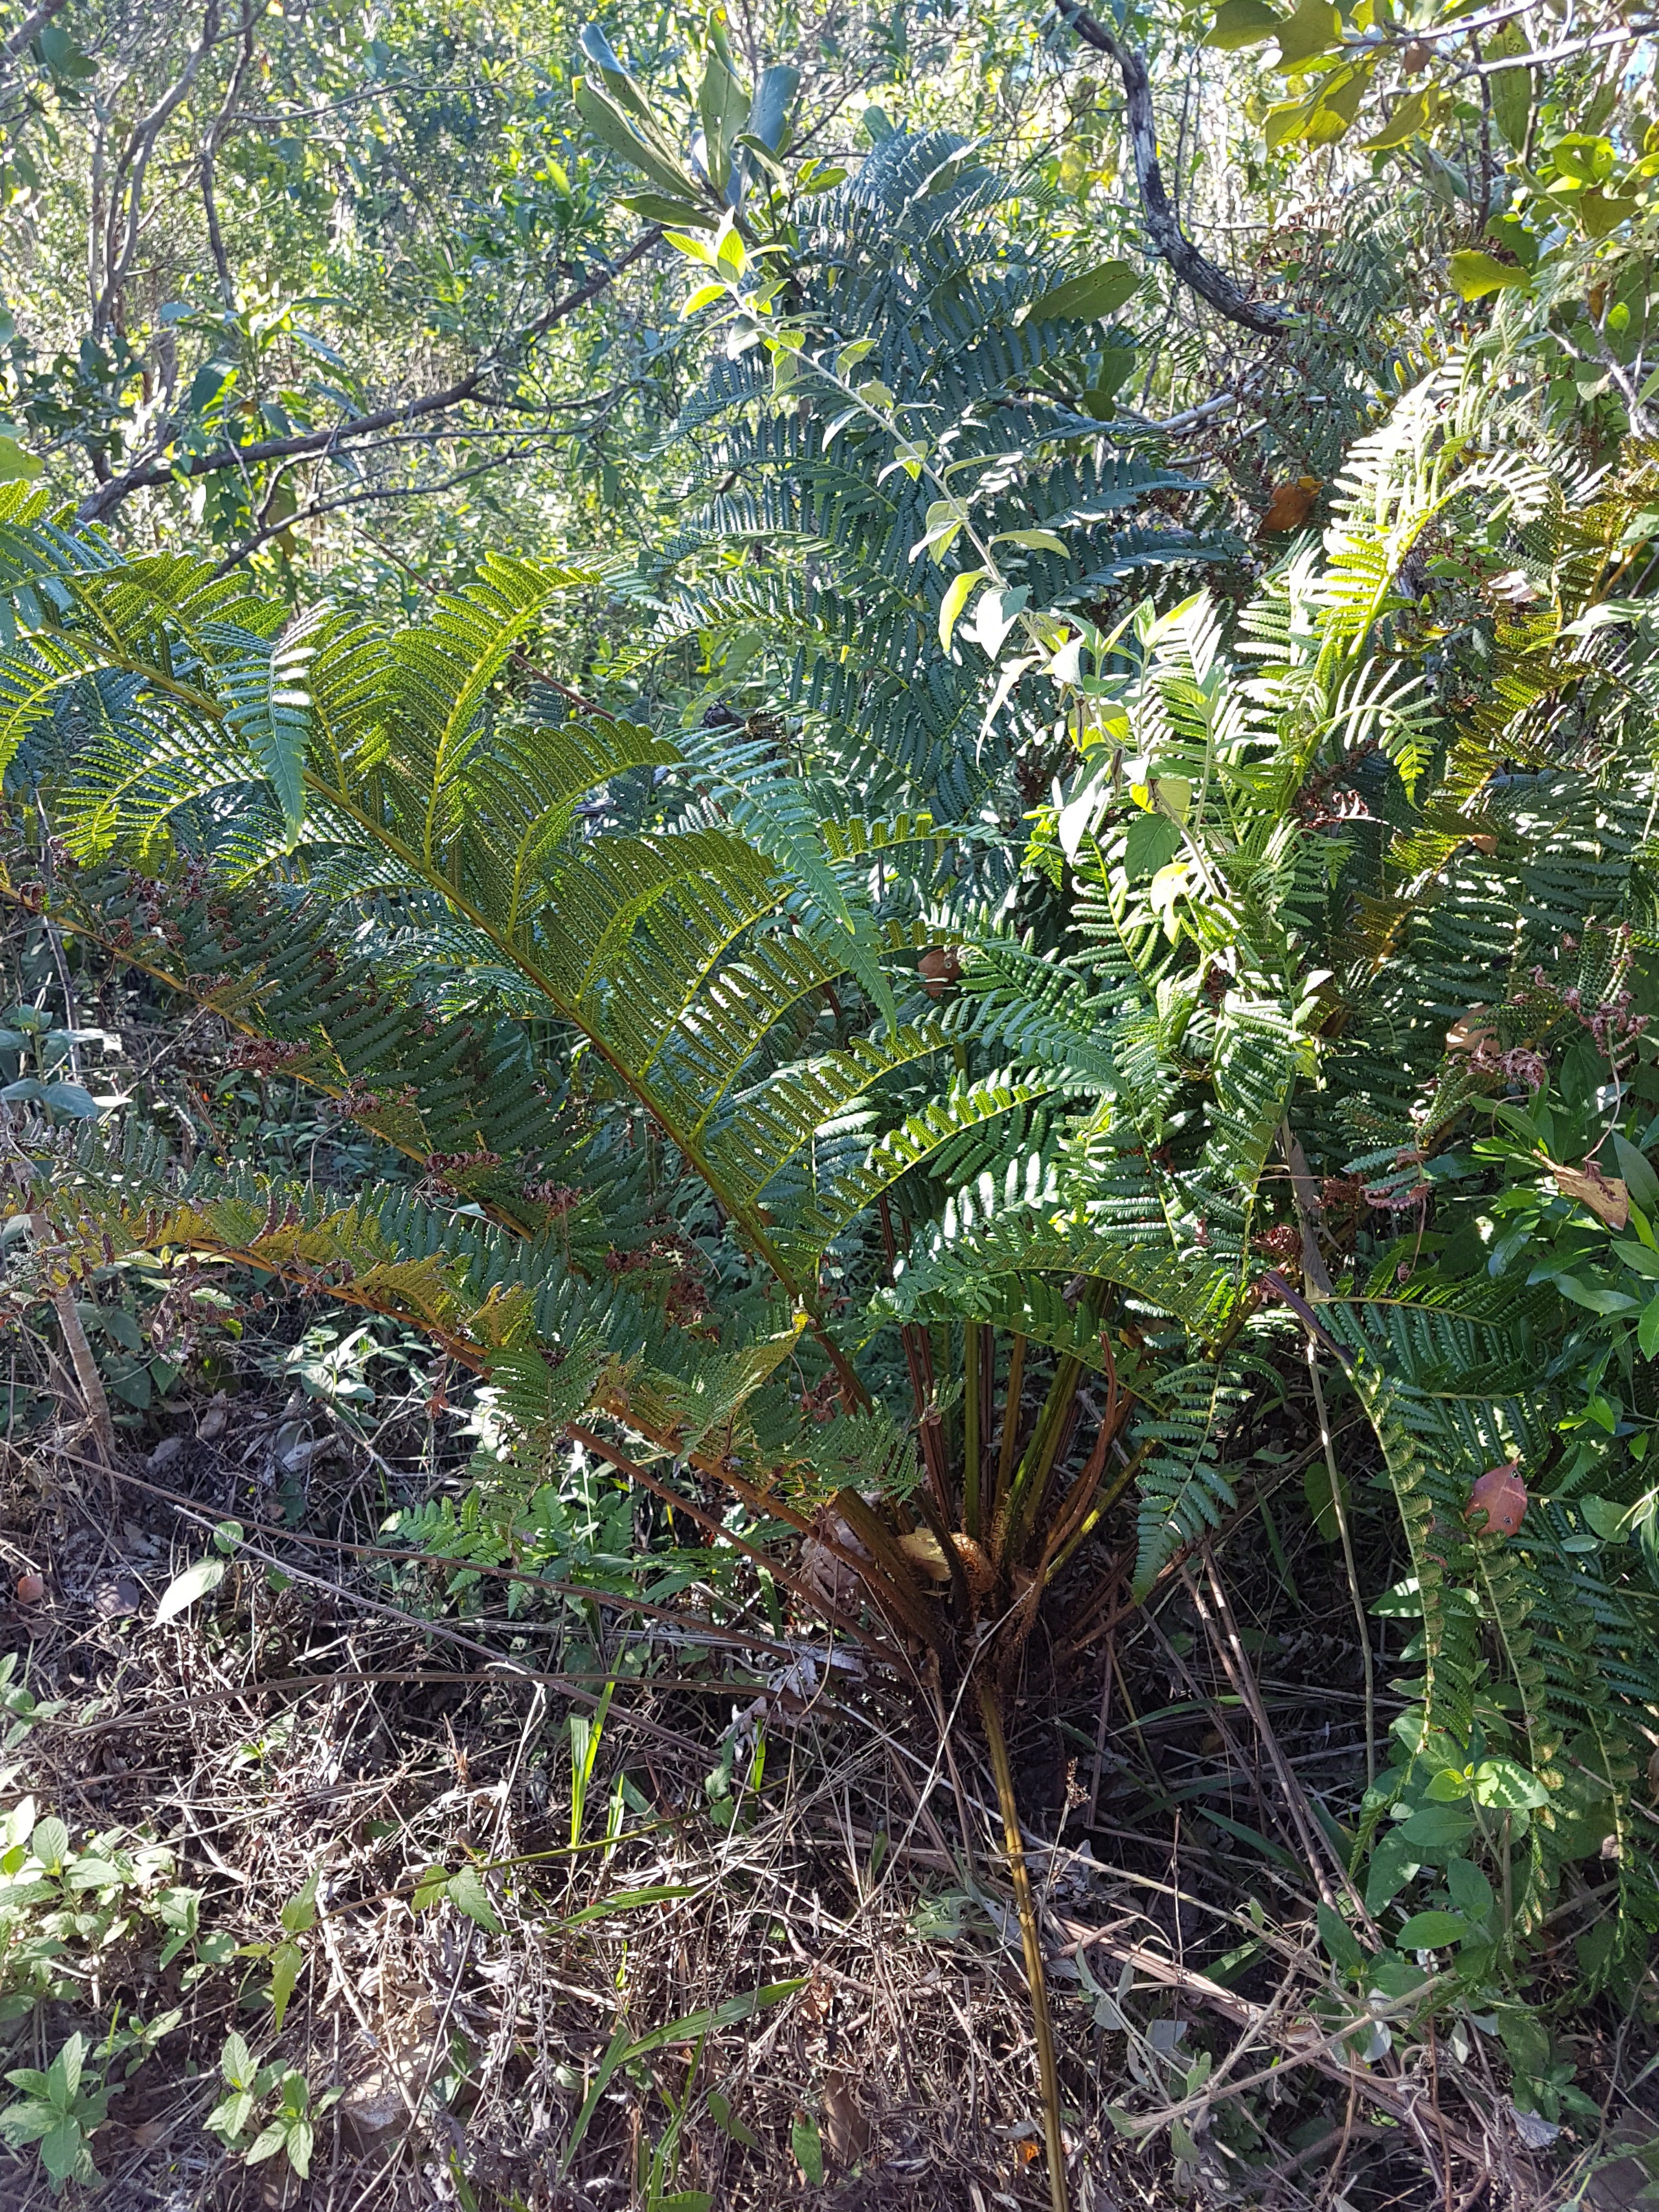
3,102,1659,2202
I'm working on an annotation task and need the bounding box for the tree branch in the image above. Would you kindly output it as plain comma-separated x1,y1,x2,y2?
78,228,663,522
1053,0,1292,337
201,0,257,314
94,1,222,341
0,0,69,67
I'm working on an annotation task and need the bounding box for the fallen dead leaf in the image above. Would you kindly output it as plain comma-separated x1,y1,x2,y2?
823,2068,873,2170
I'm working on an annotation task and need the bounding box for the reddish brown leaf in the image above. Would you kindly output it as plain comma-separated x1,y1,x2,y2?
1258,476,1322,534
1466,1461,1527,1538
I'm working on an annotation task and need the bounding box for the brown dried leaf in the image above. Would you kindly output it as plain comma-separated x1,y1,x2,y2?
1549,1159,1629,1229
1465,1460,1527,1538
896,1529,952,1582
1258,476,1321,534
823,2069,873,2170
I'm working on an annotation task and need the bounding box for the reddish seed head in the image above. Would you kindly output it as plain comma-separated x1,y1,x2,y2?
14,1573,44,1605
1466,1462,1526,1538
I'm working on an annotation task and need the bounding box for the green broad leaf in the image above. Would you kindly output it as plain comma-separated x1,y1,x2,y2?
46,2032,82,2104
697,19,749,192
38,2114,83,2187
620,192,716,228
284,2115,315,2179
1364,1830,1419,1914
444,1866,502,1934
938,568,984,653
1581,1495,1630,1541
98,1306,144,1352
572,77,699,203
1363,87,1436,150
0,439,42,485
1486,20,1532,150
243,2118,290,2165
30,1817,69,1875
1581,188,1636,239
41,1081,100,1118
1553,1276,1639,1315
1446,1858,1495,1921
411,1864,452,1911
1265,60,1370,148
1316,1900,1365,1973
221,2032,256,2090
1614,1133,1659,1214
1640,1290,1659,1358
1472,1757,1549,1810
1371,1578,1423,1617
745,63,799,156
1274,0,1341,69
154,1556,227,1625
1448,250,1532,300
1124,809,1182,883
706,2089,759,2148
267,1940,303,2032
280,1870,319,1933
791,2111,825,2185
1205,0,1284,48
1396,1909,1470,1949
967,584,1028,658
64,1858,124,1891
996,528,1069,555
1026,260,1139,325
1424,1766,1471,1802
1400,1801,1474,1847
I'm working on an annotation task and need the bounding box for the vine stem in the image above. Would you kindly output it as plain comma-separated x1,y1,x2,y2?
976,1679,1069,2212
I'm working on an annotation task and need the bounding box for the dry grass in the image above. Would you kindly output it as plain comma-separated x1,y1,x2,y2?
0,1359,1649,2211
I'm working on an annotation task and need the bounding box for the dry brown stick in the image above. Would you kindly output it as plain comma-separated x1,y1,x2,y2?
127,1493,711,1756
1186,1549,1378,1937
49,1448,827,1661
1056,1921,1484,2160
49,1670,762,1736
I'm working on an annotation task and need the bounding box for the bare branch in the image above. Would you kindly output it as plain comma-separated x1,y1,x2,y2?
201,0,257,314
94,1,223,340
208,445,550,574
1053,0,1292,337
78,228,663,522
